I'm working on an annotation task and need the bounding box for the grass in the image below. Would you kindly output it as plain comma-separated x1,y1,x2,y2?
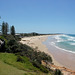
0,53,52,75
0,61,25,75
0,53,39,71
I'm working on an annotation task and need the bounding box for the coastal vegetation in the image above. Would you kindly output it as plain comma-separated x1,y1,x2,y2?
0,21,63,75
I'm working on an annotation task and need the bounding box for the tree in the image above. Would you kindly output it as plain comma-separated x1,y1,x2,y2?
5,22,9,35
2,22,9,35
10,26,15,36
2,22,5,35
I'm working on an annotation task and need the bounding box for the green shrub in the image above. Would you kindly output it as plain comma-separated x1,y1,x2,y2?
54,69,63,75
17,55,26,63
32,61,49,73
7,39,17,46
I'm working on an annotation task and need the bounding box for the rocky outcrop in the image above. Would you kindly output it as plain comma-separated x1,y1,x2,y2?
0,39,5,51
0,40,4,45
41,60,75,75
0,39,5,46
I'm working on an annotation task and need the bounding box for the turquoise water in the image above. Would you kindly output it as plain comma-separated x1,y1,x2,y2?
53,34,75,53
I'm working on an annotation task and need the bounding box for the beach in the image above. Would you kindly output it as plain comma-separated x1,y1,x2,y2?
20,35,60,66
20,35,75,75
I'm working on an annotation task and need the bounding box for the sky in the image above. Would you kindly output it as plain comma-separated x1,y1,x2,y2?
0,0,75,34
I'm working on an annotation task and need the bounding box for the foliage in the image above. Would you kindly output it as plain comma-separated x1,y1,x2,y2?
54,69,63,75
0,53,39,72
20,32,39,37
2,22,9,35
10,26,15,36
17,44,52,64
5,22,9,35
32,61,49,73
2,22,5,35
17,55,27,63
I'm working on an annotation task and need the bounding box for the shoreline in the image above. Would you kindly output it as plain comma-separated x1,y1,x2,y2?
20,35,75,74
44,36,75,70
51,42,75,54
20,35,61,66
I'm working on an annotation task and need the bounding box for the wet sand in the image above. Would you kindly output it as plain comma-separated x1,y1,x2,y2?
44,36,75,71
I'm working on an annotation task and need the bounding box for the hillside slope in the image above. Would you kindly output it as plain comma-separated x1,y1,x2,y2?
0,61,25,75
0,53,52,75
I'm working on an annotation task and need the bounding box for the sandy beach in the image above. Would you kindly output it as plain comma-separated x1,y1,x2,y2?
20,35,75,75
20,35,60,66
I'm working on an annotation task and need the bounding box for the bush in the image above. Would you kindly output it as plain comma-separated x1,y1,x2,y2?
17,55,26,63
7,39,17,46
32,61,49,73
54,69,63,75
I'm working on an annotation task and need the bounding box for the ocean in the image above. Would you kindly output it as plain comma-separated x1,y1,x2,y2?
50,34,75,53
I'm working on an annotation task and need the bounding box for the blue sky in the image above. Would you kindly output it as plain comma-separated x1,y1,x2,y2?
0,0,75,34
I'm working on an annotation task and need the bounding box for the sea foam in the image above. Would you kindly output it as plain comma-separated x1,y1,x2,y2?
50,34,75,54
